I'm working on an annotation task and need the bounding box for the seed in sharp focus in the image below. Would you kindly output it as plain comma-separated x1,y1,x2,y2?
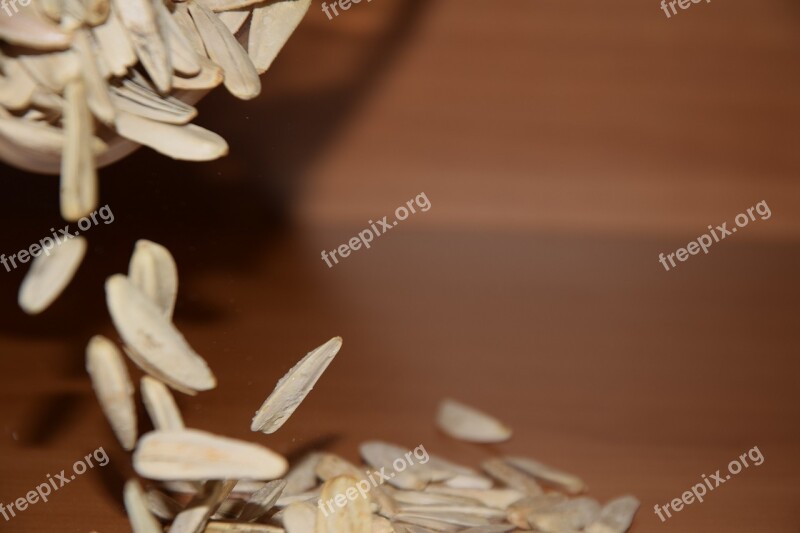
105,273,216,393
250,336,342,434
133,428,288,481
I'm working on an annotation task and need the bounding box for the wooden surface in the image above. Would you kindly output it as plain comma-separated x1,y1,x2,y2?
0,1,799,531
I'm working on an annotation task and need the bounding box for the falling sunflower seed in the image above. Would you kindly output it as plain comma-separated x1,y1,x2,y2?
436,398,512,444
86,335,137,450
250,336,342,434
18,235,87,315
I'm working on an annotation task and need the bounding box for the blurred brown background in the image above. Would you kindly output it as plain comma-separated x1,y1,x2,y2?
1,0,799,531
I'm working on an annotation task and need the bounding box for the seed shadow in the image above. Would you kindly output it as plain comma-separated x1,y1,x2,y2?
17,393,87,446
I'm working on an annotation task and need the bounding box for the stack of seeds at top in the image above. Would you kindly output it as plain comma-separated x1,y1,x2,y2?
82,238,640,533
0,0,310,221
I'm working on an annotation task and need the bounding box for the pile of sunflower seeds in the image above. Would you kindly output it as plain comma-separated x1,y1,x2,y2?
0,0,310,222
78,239,640,532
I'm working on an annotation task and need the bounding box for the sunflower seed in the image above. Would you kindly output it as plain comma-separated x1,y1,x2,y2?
217,10,249,35
481,459,542,496
133,429,288,481
504,456,586,494
0,114,106,157
125,479,164,533
436,399,511,444
61,76,98,221
147,488,185,520
251,337,342,434
238,479,286,522
92,7,138,77
206,523,285,533
527,496,600,532
18,235,87,315
112,0,172,93
73,29,115,124
360,441,427,490
115,110,229,161
187,0,260,99
584,495,639,533
204,0,263,12
0,5,71,49
423,487,523,510
315,453,397,518
168,480,237,533
247,0,310,74
141,376,185,431
86,335,137,450
0,55,37,110
105,274,216,392
154,0,203,76
317,476,372,533
129,239,179,318
283,452,322,496
282,501,316,533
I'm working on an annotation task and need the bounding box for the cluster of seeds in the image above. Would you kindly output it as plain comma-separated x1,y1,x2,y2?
76,238,640,532
0,0,310,221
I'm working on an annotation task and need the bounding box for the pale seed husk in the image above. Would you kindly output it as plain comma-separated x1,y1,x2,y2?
504,456,586,494
86,335,137,450
238,479,286,522
360,441,427,491
316,476,372,533
397,505,505,521
146,488,185,521
584,495,639,533
105,274,216,392
283,501,317,533
115,110,228,161
481,459,543,496
125,479,164,533
112,0,172,93
423,487,524,510
217,10,249,35
141,375,185,430
60,76,98,221
153,0,203,76
393,514,460,532
247,0,310,75
168,479,237,533
282,452,323,496
0,4,71,49
129,239,179,318
460,526,516,533
315,453,397,518
0,114,106,157
18,235,87,315
527,496,600,532
73,28,115,124
0,55,37,110
204,0,263,12
133,429,288,481
250,337,342,434
206,523,285,533
436,399,511,444
92,7,138,77
187,0,260,100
